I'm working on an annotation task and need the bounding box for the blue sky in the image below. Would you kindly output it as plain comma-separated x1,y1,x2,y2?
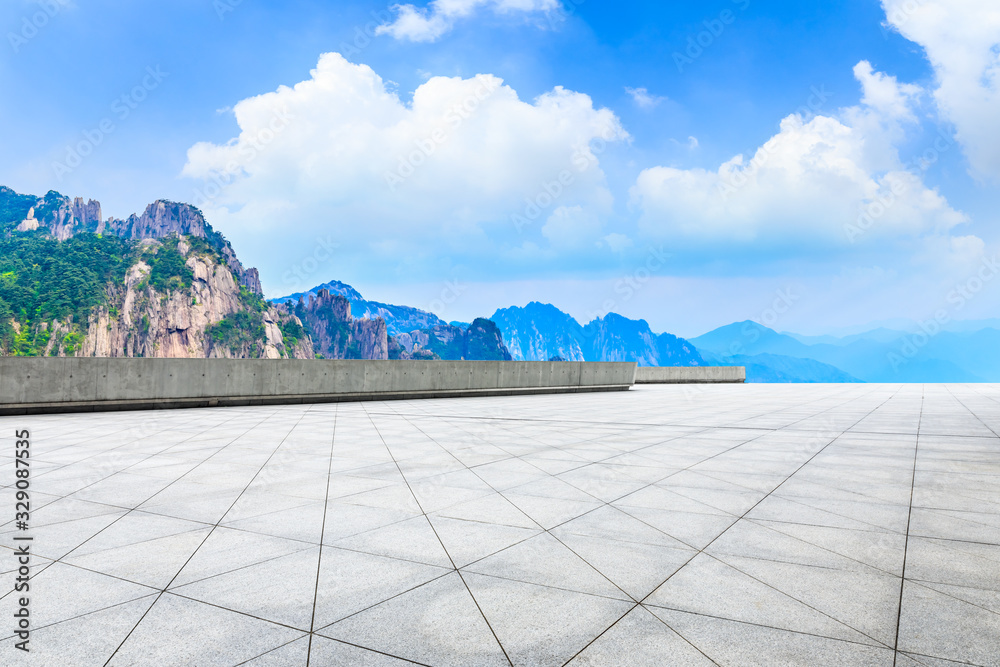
1,0,998,337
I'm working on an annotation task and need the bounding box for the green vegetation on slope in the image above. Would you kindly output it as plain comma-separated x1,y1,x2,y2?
141,242,193,293
206,311,266,356
0,187,38,235
205,287,269,356
0,232,136,355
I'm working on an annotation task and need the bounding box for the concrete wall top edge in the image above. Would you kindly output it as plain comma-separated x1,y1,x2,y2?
0,358,638,407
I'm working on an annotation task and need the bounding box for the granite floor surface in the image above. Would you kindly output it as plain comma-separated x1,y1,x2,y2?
1,384,998,666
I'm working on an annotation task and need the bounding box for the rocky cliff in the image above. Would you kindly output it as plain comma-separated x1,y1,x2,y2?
1,187,306,360
273,280,446,337
492,302,587,361
390,318,513,361
279,289,388,360
583,313,704,366
30,237,308,359
492,302,704,367
8,190,261,294
79,238,306,359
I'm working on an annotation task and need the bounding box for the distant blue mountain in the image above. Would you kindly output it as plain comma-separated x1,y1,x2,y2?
272,281,446,336
273,280,362,303
692,320,1000,382
274,281,1000,382
492,302,587,361
700,350,863,383
491,303,703,366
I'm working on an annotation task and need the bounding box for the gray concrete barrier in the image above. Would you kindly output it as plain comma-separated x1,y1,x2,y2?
0,359,638,415
635,366,745,384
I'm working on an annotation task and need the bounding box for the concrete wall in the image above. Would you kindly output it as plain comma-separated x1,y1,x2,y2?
0,359,638,414
635,366,745,384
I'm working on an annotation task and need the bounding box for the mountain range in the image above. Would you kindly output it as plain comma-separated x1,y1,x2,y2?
5,184,999,382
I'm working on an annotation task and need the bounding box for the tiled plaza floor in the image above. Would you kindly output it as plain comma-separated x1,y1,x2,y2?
1,384,999,666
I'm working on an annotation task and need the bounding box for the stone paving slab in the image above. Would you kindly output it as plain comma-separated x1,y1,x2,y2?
1,384,998,666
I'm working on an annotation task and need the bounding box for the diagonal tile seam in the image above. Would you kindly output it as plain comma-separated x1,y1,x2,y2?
0,501,131,535
744,515,904,537
559,603,724,667
905,536,1000,570
6,406,262,484
1,407,281,514
232,633,309,666
0,591,160,643
943,386,1000,440
309,636,434,667
305,403,339,666
452,569,634,604
901,648,991,667
693,550,898,648
310,570,456,633
892,386,924,667
101,407,321,667
164,541,319,592
739,518,907,579
698,464,918,508
382,386,899,607
905,578,1000,618
623,386,907,656
6,413,203,465
906,531,1000,549
3,409,290,597
389,410,697,602
360,402,515,667
764,493,912,535
640,602,901,651
0,409,260,531
391,394,876,597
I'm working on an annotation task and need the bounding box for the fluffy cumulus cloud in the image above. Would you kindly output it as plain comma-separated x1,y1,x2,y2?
182,53,626,290
376,0,561,42
882,0,1000,181
631,61,967,252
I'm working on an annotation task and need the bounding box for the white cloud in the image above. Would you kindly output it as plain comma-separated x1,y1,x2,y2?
376,0,561,42
625,87,665,110
631,62,966,251
182,53,626,290
853,60,923,122
541,205,601,248
601,232,633,253
882,0,1000,181
670,136,699,150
